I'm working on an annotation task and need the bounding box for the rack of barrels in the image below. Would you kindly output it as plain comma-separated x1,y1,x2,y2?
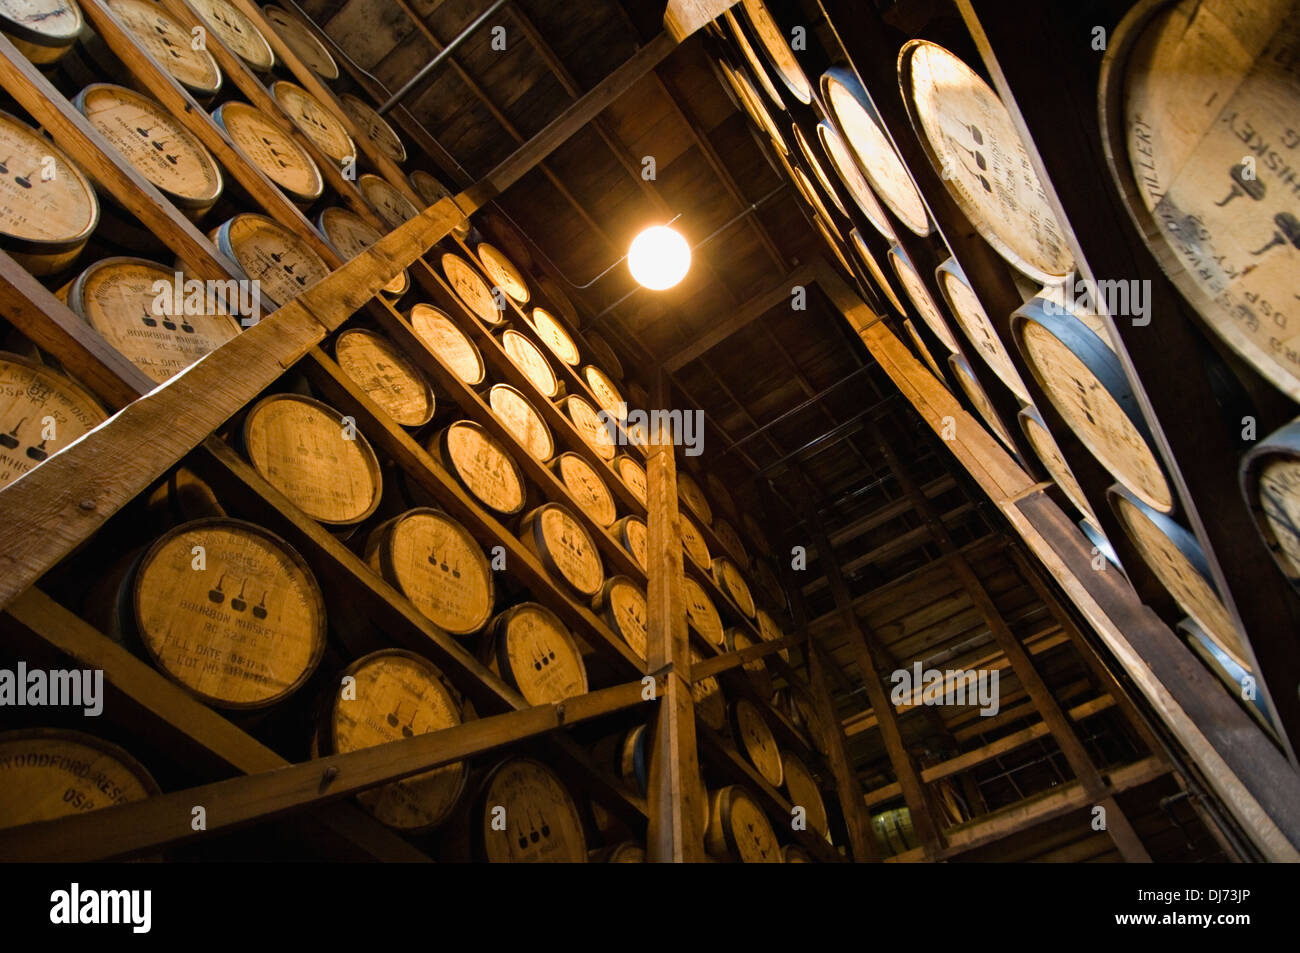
705,0,1300,758
0,0,852,862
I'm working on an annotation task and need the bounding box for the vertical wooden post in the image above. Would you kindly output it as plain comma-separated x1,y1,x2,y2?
874,424,1151,862
645,370,704,862
760,482,879,861
790,477,945,859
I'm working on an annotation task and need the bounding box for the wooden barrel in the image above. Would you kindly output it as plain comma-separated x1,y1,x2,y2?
888,245,960,353
743,512,773,558
474,758,587,862
0,351,106,489
318,206,408,296
751,558,786,610
213,102,323,206
948,354,1018,453
785,689,829,755
611,514,647,570
242,393,382,525
905,320,946,381
705,472,737,519
261,4,337,80
1101,0,1300,399
484,602,588,705
562,394,616,461
793,122,848,218
615,455,647,504
582,364,623,418
585,330,623,379
1012,296,1173,512
900,40,1072,282
591,723,648,795
334,328,434,426
1110,486,1249,668
1241,418,1300,593
475,242,528,304
755,607,790,662
726,628,775,698
691,648,727,731
365,507,494,636
489,383,554,462
818,121,894,239
849,230,907,315
1080,518,1124,574
591,842,645,862
74,84,222,219
721,60,787,155
1018,406,1097,523
812,213,854,276
782,844,812,862
107,0,222,98
144,466,226,529
501,328,558,398
187,0,275,73
317,649,466,831
518,503,605,598
211,213,330,310
535,273,580,327
0,729,159,829
442,252,503,326
432,419,525,517
782,750,829,840
340,94,406,165
871,807,918,855
409,169,451,206
1178,618,1276,735
712,556,756,617
270,80,355,168
723,9,783,107
128,517,326,707
528,307,580,367
706,785,783,862
0,0,81,64
408,303,484,386
733,697,783,787
677,471,712,525
592,575,647,660
360,173,419,231
1037,278,1118,351
712,518,749,569
684,575,724,647
61,257,240,384
782,148,836,229
679,511,711,569
473,211,535,271
0,111,98,275
554,451,616,527
821,67,929,236
737,0,810,104
936,257,1031,402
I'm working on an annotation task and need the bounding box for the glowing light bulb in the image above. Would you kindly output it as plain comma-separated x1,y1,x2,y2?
627,225,691,290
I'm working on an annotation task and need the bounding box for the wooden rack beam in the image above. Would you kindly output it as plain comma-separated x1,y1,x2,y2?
872,419,1152,861
0,673,662,862
1,589,432,862
645,370,706,861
